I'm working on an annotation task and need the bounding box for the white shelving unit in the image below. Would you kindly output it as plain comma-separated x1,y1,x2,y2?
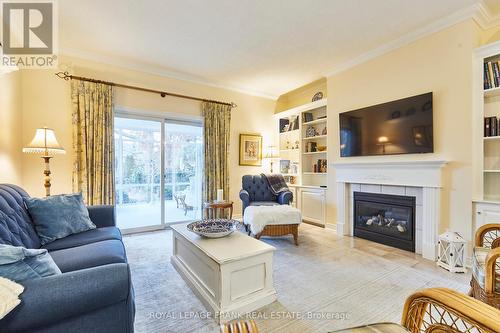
473,41,500,229
275,99,328,226
303,134,327,140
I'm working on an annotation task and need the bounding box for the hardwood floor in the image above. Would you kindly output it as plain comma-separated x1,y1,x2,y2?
123,223,470,333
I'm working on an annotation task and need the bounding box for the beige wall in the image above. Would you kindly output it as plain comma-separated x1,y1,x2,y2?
327,20,482,241
20,56,276,215
0,71,23,185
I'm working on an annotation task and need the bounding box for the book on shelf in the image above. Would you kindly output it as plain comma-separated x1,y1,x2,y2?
484,60,500,90
494,62,500,87
484,116,498,137
303,112,313,123
493,116,498,137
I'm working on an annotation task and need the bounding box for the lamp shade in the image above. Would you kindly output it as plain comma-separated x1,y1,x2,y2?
264,146,279,159
23,127,65,155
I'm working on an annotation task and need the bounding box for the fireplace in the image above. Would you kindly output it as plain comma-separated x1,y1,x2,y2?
353,192,415,252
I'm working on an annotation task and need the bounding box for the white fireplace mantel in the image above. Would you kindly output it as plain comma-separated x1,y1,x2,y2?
332,160,448,188
332,160,448,261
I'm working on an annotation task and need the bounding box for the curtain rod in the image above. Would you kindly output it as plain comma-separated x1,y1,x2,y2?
55,71,237,108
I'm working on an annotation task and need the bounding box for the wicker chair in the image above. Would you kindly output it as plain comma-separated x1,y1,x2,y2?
219,288,500,333
470,223,500,309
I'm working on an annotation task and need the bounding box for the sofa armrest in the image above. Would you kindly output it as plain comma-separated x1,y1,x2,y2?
278,191,293,205
0,263,132,332
87,205,116,228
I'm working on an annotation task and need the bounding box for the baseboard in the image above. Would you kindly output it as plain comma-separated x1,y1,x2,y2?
302,220,325,228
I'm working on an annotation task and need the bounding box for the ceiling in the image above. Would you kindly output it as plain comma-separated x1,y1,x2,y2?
60,0,496,99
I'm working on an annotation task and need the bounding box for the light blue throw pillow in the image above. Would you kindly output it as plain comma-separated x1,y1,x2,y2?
24,193,96,245
0,244,61,282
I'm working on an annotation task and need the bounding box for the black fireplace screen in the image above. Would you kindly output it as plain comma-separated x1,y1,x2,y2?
354,192,415,252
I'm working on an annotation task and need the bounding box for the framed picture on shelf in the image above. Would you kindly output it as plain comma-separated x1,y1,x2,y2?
280,160,290,174
239,133,262,166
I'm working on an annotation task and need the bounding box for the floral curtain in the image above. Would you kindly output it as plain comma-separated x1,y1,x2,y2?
202,102,232,202
71,80,115,205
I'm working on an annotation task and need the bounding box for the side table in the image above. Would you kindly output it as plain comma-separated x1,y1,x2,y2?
204,200,233,219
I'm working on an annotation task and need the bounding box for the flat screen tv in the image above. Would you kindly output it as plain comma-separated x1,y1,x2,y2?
339,92,433,157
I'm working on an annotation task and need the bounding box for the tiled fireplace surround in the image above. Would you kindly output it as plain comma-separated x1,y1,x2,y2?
333,161,447,261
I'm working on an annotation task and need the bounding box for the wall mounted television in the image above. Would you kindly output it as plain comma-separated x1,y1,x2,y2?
339,92,433,157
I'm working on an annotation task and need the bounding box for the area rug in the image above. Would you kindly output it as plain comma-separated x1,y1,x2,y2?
123,224,469,333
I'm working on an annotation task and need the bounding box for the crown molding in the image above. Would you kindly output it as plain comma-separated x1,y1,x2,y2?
326,2,500,78
59,47,279,100
474,1,500,30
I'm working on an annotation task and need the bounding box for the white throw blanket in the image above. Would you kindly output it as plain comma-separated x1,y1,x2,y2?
244,205,301,235
0,276,24,320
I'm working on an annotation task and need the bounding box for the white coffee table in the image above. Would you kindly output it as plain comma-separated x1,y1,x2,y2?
170,223,277,323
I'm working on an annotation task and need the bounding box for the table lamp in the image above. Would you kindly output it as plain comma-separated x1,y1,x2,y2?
264,146,279,173
23,127,65,196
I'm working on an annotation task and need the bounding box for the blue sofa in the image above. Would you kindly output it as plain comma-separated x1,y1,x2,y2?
0,184,135,333
239,175,293,215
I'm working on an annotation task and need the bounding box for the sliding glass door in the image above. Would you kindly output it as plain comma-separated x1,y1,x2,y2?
114,114,203,232
164,122,203,223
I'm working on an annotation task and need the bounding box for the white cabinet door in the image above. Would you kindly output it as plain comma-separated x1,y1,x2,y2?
299,188,326,225
474,202,500,229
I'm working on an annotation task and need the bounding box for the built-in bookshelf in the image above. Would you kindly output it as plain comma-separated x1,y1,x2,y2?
276,99,327,187
474,41,500,203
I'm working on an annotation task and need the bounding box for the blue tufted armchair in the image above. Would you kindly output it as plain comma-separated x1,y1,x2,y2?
239,175,293,215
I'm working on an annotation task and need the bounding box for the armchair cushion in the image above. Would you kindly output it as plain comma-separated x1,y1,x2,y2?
472,246,500,292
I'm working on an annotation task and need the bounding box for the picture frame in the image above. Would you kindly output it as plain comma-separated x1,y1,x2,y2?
239,133,262,166
280,159,290,174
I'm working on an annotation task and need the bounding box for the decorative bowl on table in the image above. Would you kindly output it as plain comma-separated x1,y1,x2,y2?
187,219,237,238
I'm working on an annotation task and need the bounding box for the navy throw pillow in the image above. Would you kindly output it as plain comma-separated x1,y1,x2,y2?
0,244,61,282
24,193,96,245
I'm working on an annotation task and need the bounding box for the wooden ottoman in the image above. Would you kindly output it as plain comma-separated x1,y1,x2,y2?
243,205,301,245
